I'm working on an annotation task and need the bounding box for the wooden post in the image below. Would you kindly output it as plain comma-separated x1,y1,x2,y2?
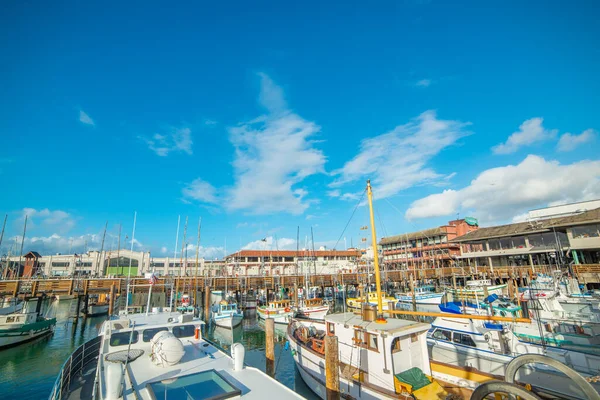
74,295,82,325
204,285,211,322
325,335,340,400
108,284,115,316
68,278,75,296
83,294,89,317
452,273,457,290
265,318,275,376
12,280,19,297
507,278,514,299
31,280,38,297
410,275,417,312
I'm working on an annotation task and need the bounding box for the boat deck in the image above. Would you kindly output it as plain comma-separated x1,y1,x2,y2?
326,312,430,335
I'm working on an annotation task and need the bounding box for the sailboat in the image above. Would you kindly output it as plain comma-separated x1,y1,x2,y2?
287,180,448,399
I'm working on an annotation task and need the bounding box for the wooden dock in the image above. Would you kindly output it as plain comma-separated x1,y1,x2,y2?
1,264,599,297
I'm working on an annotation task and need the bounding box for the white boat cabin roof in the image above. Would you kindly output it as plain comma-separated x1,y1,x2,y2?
99,310,301,400
325,312,430,337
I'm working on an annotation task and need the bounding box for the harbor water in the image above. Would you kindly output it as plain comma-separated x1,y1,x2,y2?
0,299,318,400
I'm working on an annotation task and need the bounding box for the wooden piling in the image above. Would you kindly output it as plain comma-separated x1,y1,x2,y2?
410,275,417,312
265,317,275,376
204,285,211,322
108,284,115,316
325,335,340,400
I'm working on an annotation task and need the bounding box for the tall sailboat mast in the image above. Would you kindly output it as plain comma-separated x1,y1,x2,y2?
366,180,386,323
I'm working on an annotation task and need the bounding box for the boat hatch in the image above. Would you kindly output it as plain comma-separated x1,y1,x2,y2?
146,369,242,400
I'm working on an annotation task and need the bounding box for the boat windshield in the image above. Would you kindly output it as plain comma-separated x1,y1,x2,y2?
146,369,241,400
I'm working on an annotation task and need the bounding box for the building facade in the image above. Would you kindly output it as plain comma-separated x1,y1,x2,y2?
380,219,479,269
453,204,600,267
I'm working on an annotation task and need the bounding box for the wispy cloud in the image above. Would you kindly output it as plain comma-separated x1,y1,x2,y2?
492,118,557,154
406,155,600,223
242,236,296,251
140,127,193,156
183,73,326,215
181,178,218,204
204,119,218,126
21,208,76,233
331,110,470,200
557,129,596,152
79,110,95,126
415,79,433,88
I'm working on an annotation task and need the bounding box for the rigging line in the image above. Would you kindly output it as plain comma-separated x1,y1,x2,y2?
332,189,367,251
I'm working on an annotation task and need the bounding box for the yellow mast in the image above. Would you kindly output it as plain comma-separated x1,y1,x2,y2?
366,180,386,323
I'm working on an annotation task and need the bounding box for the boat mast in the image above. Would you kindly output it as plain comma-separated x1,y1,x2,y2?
194,217,201,306
18,215,27,278
366,180,386,323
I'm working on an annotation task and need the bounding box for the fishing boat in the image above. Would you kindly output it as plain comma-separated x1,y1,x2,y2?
49,309,303,400
0,298,56,349
256,299,294,324
241,291,257,310
212,300,244,328
295,297,329,320
427,315,600,399
86,294,110,316
395,285,444,305
346,290,397,311
446,279,507,301
288,180,448,400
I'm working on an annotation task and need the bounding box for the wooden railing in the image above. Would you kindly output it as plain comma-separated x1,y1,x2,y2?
2,264,600,296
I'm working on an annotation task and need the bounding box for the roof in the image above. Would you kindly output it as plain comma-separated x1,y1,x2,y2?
452,207,600,242
24,251,41,258
380,227,446,245
226,249,361,258
326,312,431,336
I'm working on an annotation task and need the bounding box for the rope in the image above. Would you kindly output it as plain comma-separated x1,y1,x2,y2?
333,189,366,250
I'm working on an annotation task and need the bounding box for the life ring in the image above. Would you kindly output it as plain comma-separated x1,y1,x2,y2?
285,307,291,313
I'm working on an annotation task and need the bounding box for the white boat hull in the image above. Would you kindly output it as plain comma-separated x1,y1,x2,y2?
257,308,294,324
213,314,243,329
55,295,76,301
296,305,329,320
87,304,109,316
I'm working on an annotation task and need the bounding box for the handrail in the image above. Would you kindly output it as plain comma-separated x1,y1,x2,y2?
48,335,102,400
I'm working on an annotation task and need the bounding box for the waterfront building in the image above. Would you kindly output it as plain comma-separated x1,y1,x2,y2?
452,201,600,268
379,219,479,269
224,249,362,276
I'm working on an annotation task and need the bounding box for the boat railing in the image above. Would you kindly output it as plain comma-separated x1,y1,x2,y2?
48,335,102,400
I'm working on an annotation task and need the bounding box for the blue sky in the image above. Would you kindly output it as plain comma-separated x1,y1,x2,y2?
1,1,599,259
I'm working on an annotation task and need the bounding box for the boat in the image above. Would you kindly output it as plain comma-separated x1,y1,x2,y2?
395,285,444,305
288,180,448,400
55,294,76,301
49,308,303,400
446,279,507,300
211,300,244,328
295,297,329,320
86,294,110,316
346,290,397,311
0,297,23,315
0,298,56,349
86,303,109,316
427,314,600,399
256,299,294,324
176,293,195,313
241,291,257,310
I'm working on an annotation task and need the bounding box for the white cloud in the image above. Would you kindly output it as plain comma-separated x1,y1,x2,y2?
21,208,75,233
183,73,326,215
79,110,95,126
160,246,168,254
406,155,600,223
140,127,193,156
181,179,218,204
242,236,297,251
415,79,432,87
331,110,470,200
557,129,596,152
327,190,341,198
204,119,218,126
492,118,557,154
182,243,226,259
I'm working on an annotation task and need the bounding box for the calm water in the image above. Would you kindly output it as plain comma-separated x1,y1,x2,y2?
0,299,318,400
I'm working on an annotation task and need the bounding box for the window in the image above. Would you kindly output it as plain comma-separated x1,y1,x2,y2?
571,224,600,239
453,332,476,347
432,329,451,341
173,325,196,338
110,331,139,346
391,337,402,353
327,322,335,336
143,327,168,342
354,330,378,351
153,263,165,268
488,239,501,251
284,257,294,262
52,262,70,267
